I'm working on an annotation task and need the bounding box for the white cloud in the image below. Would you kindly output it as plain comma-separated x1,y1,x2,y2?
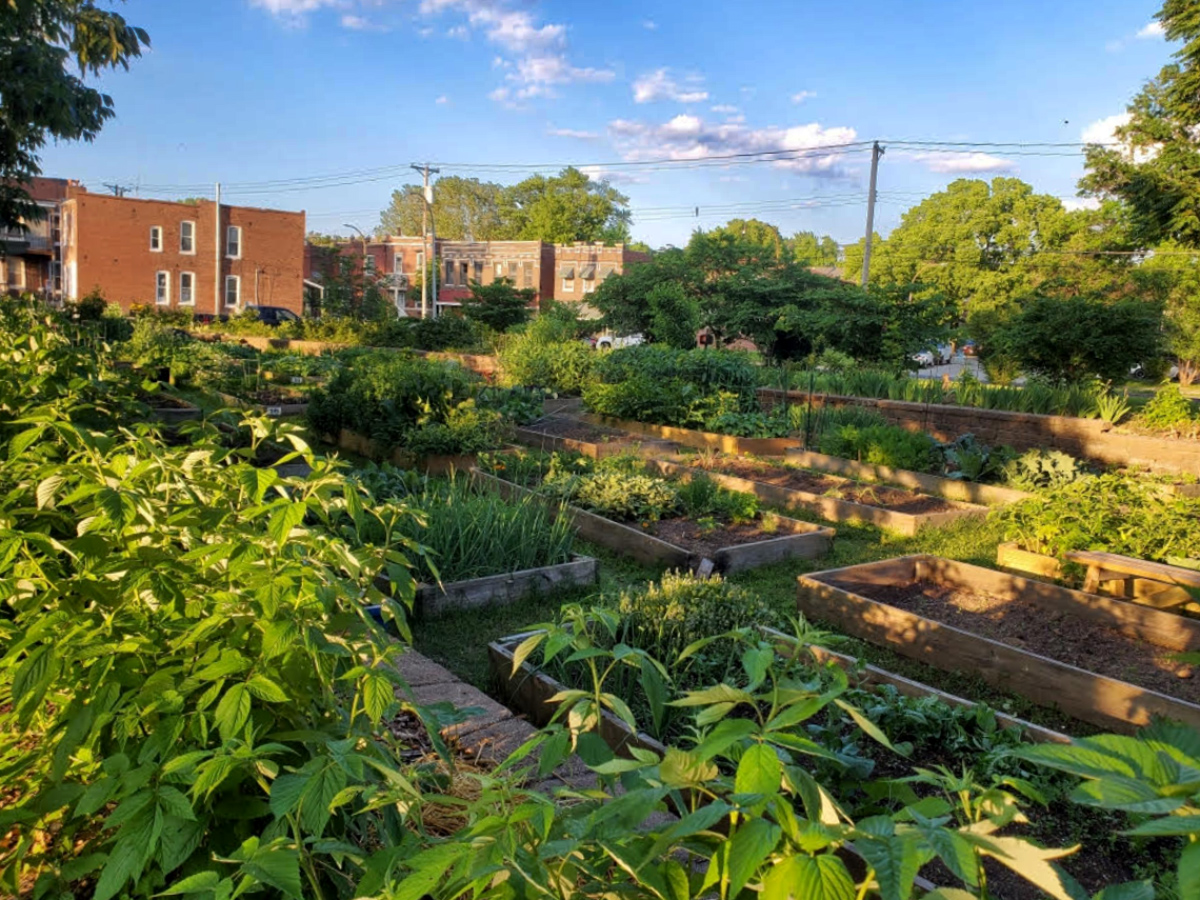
579,165,648,185
791,90,817,104
1082,113,1130,145
502,54,614,101
435,95,450,104
1062,197,1101,212
633,69,709,104
340,13,370,29
250,0,335,16
643,20,657,29
447,24,469,38
1137,21,1165,39
548,126,601,139
913,151,1017,174
711,104,739,114
608,114,859,177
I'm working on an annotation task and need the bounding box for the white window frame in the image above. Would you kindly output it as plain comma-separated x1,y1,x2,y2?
364,254,376,275
179,271,195,306
394,250,405,274
562,276,574,292
155,271,170,305
150,226,163,252
226,225,241,259
224,274,240,308
180,220,196,255
582,279,596,295
494,261,504,278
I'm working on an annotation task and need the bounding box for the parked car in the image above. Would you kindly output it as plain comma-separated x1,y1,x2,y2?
591,331,644,351
245,305,301,327
912,349,936,368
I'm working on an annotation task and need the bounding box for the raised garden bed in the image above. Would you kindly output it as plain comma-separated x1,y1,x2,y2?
334,428,490,475
997,542,1199,611
514,416,674,459
473,469,833,572
144,394,203,423
216,389,309,418
581,413,800,456
797,555,1200,733
650,456,986,537
784,447,1031,507
402,555,597,618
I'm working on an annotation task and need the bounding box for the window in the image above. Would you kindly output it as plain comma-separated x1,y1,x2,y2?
444,260,456,286
473,260,483,282
224,274,240,308
581,265,597,295
508,261,518,280
394,251,405,274
226,225,241,259
155,271,170,305
179,272,195,306
180,221,195,254
522,262,533,288
150,226,163,252
494,261,504,278
560,266,575,292
364,254,376,275
459,261,469,286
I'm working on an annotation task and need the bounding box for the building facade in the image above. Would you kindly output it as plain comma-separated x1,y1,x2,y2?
0,177,76,299
304,236,648,317
60,187,306,316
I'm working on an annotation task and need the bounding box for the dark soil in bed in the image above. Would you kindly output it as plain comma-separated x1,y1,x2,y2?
700,456,957,515
848,579,1200,703
649,516,790,557
525,416,646,445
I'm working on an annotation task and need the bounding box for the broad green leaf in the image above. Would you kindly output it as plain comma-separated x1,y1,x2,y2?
243,847,303,899
360,671,393,724
1125,814,1200,837
157,870,221,896
672,683,755,708
1093,882,1155,900
834,699,905,755
971,834,1078,900
270,773,311,819
726,819,780,898
245,676,289,703
214,684,252,743
855,833,922,900
1180,840,1200,900
763,854,855,900
660,748,718,788
735,743,782,797
267,500,307,548
509,632,546,675
1070,777,1184,814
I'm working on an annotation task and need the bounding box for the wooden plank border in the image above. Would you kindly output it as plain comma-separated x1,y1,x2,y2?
581,413,800,456
797,554,1200,733
784,448,1031,507
513,423,675,460
413,555,598,617
472,469,833,572
649,458,986,537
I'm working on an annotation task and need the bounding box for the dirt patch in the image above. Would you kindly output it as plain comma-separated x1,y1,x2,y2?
699,456,957,515
846,579,1200,704
526,416,643,445
649,516,788,558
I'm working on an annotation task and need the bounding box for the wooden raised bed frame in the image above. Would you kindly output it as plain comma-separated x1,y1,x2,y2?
412,555,597,618
581,413,800,456
513,421,674,460
473,469,834,573
784,448,1031,507
334,428,489,475
797,554,1200,733
649,458,987,537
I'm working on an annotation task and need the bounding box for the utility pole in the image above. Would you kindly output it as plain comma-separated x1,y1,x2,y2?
410,163,440,319
214,182,222,316
103,183,129,197
860,141,885,289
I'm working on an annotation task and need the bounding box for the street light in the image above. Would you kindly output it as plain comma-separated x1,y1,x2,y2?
343,223,369,271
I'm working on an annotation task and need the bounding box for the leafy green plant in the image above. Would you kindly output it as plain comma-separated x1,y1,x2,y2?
1136,384,1198,435
1002,448,1089,492
819,423,939,472
1093,388,1133,426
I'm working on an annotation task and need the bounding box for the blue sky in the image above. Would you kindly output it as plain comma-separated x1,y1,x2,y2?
41,0,1173,247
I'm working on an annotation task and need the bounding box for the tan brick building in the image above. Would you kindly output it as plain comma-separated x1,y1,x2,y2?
0,177,76,299
62,186,306,316
305,236,648,317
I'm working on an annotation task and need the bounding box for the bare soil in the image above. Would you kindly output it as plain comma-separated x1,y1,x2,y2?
848,579,1200,703
649,516,788,558
524,416,641,445
699,456,957,515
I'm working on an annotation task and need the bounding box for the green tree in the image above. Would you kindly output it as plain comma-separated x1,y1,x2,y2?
378,176,505,240
460,277,535,333
789,230,841,268
500,167,632,243
1138,244,1200,384
0,1,149,230
646,282,700,349
705,218,786,259
990,294,1165,384
1081,1,1200,247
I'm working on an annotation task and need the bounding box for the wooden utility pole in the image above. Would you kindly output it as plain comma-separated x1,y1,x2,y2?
860,141,884,289
410,163,440,318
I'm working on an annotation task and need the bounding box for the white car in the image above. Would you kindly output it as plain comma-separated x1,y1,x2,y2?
592,332,644,351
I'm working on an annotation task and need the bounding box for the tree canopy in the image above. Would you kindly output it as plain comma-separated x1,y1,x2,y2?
1081,0,1200,248
0,1,149,230
376,167,631,245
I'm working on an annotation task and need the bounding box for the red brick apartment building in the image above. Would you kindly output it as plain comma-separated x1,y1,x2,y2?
0,177,76,298
305,237,649,317
61,187,306,315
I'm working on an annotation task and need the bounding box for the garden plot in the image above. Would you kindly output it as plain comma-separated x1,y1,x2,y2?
581,413,800,456
798,555,1200,733
514,415,674,459
472,451,832,572
651,455,987,536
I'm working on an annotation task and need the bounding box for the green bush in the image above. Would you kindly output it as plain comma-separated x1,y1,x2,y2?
498,335,596,395
818,423,938,471
555,469,681,522
1136,384,1197,433
1002,448,1089,492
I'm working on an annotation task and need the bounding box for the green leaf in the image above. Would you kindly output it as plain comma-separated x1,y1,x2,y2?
157,870,222,896
214,684,252,743
270,773,310,819
735,743,782,797
245,676,288,703
156,786,195,822
640,656,668,738
1092,882,1155,900
971,834,1077,900
93,835,145,900
726,819,780,899
672,683,755,708
267,500,308,548
509,632,546,675
1125,814,1200,837
922,891,979,900
243,847,303,899
763,854,855,900
1071,777,1184,815
391,845,466,900
855,834,922,900
1179,841,1200,900
834,699,905,755
36,474,65,509
360,671,393,724
659,748,718,788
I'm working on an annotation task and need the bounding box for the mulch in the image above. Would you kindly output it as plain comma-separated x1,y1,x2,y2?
649,516,787,558
700,457,956,515
849,579,1200,704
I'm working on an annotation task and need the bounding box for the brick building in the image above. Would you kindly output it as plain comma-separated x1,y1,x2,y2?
60,186,306,315
0,177,76,299
304,236,648,317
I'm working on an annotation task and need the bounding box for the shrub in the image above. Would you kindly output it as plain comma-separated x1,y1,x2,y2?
1136,384,1198,434
558,469,681,522
818,423,938,472
497,335,596,395
460,278,535,333
1002,448,1089,491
